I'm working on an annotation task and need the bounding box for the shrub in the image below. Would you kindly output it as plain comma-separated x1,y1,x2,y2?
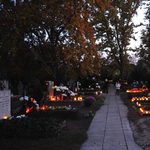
86,96,96,101
84,98,94,107
0,117,63,139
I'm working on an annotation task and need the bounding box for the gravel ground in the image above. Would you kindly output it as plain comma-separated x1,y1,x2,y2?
130,116,150,150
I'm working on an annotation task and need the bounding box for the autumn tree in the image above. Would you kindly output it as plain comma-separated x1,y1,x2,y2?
138,0,150,68
0,0,111,85
93,0,142,85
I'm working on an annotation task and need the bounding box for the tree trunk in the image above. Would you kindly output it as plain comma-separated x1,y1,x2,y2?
120,48,124,88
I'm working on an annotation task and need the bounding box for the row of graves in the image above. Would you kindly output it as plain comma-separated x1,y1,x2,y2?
43,81,102,107
126,85,150,115
0,80,102,139
19,81,85,116
1,80,102,120
25,81,102,115
77,83,102,96
44,81,83,107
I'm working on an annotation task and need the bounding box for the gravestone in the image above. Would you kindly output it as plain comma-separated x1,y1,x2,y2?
48,81,54,98
0,80,11,119
0,90,11,119
17,81,23,96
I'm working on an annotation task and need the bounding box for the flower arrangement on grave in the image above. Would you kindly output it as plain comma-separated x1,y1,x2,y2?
50,85,82,101
38,104,77,112
19,96,39,114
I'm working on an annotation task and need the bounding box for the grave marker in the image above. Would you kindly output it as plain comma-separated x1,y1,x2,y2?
0,90,11,119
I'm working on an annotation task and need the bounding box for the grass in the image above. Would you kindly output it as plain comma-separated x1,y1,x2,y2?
92,95,105,110
120,91,142,123
0,95,105,150
0,133,87,150
120,88,150,149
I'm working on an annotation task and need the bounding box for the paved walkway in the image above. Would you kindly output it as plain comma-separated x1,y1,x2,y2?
80,84,143,150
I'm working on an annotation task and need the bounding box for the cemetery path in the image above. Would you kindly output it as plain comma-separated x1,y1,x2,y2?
80,84,143,150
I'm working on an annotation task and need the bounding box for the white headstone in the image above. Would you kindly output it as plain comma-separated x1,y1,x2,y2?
0,90,11,119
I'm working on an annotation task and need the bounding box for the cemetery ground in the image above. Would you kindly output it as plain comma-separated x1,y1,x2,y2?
1,90,150,150
120,91,150,150
0,95,105,150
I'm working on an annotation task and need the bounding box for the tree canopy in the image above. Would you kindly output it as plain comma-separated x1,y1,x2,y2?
93,0,142,84
138,0,150,67
0,0,112,83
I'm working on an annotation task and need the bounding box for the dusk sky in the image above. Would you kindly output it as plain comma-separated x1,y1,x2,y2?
130,6,148,49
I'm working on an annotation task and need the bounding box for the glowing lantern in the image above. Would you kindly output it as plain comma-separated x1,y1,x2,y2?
52,86,55,89
139,106,150,115
31,98,34,102
45,106,49,109
126,88,148,93
139,108,144,114
78,97,82,101
41,106,46,111
26,107,30,114
57,96,60,101
75,88,77,92
3,115,7,119
74,97,77,101
50,96,56,101
145,111,149,114
131,97,136,102
26,107,33,113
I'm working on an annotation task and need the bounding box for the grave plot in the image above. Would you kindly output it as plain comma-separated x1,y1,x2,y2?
77,89,102,96
45,82,83,107
12,96,78,120
126,87,148,99
139,106,150,115
131,96,150,115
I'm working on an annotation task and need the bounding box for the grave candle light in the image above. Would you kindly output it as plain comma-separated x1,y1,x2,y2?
73,96,82,101
26,107,33,114
78,96,82,101
126,88,148,93
3,115,7,119
132,96,150,102
139,107,150,114
31,98,34,102
41,106,46,110
50,96,56,101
